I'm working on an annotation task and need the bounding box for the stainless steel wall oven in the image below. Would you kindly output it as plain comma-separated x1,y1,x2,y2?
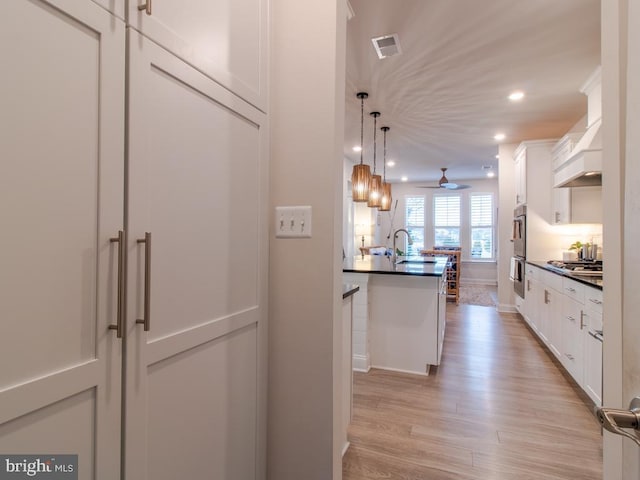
511,205,526,298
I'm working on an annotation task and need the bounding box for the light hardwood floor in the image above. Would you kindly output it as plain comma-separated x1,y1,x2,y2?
343,304,603,479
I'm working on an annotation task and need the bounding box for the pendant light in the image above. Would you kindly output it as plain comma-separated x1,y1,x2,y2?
379,126,393,211
351,92,371,202
367,111,382,208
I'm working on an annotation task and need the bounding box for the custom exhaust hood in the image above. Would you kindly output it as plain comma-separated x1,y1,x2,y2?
553,118,602,187
554,67,602,188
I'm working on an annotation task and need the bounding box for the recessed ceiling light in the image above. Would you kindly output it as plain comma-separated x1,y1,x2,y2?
387,160,396,167
495,154,499,159
352,145,362,152
401,176,408,182
494,133,506,141
508,91,525,101
487,171,495,178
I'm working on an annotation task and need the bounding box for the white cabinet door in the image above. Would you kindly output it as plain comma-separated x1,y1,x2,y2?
582,308,603,405
514,148,527,205
561,295,584,384
0,1,124,477
545,286,563,359
92,0,125,18
125,31,267,480
551,187,571,224
127,0,268,109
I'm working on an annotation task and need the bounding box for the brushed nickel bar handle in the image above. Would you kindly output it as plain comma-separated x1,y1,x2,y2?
136,232,152,331
109,231,125,338
138,0,152,15
580,310,586,330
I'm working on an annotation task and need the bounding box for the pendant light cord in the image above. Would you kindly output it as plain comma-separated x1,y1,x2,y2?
372,115,377,173
359,95,365,166
382,126,388,181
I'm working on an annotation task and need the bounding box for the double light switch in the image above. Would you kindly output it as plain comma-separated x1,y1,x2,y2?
275,206,312,238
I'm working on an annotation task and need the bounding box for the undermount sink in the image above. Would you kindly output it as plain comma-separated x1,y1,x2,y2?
395,257,437,264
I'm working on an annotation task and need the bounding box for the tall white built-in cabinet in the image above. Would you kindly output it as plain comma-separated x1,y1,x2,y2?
0,1,268,479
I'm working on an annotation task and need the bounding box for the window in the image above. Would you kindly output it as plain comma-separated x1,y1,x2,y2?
433,194,460,247
404,195,425,255
470,193,494,259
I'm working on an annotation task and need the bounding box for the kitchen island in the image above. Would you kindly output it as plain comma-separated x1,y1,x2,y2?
343,255,447,375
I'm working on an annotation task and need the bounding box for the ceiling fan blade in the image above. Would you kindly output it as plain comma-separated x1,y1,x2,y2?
417,185,444,189
443,183,471,190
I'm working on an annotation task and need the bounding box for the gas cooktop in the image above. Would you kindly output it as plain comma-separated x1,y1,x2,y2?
546,260,603,276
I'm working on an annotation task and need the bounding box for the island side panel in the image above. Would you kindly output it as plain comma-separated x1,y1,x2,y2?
369,274,440,375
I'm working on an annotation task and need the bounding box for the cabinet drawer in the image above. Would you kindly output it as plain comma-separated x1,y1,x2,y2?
541,269,563,292
562,278,585,304
584,287,603,314
525,264,540,281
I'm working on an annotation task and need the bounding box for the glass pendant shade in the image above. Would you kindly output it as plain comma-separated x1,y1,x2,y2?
351,163,371,201
367,174,382,208
379,182,392,211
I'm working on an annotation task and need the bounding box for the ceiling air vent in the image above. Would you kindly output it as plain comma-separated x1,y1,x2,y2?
371,34,402,59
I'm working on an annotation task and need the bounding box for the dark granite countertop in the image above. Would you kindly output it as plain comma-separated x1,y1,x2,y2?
342,284,360,299
527,261,603,290
343,255,447,277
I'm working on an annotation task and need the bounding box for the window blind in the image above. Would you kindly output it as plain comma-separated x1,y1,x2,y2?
470,194,493,226
405,196,425,226
433,195,461,226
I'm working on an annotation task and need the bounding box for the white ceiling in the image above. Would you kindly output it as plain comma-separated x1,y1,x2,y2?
344,0,601,184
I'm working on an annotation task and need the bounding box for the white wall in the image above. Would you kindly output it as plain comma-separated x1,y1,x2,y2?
268,1,347,479
497,143,517,311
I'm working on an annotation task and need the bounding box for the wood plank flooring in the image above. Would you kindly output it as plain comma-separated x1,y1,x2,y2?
342,304,603,479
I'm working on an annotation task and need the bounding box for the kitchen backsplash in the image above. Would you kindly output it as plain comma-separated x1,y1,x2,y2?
553,223,603,259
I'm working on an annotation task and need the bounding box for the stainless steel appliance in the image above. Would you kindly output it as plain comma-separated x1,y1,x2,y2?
510,256,525,298
511,205,526,297
512,205,526,258
546,260,603,276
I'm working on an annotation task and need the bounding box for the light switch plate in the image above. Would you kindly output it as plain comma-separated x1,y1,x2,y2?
275,206,312,238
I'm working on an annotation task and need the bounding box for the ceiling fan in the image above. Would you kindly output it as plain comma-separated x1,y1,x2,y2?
419,168,471,190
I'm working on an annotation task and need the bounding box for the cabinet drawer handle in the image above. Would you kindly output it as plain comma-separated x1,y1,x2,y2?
109,230,125,338
565,353,574,361
565,287,576,293
589,298,603,305
544,289,550,304
136,232,152,332
555,211,561,223
580,310,585,330
567,315,575,322
138,0,152,15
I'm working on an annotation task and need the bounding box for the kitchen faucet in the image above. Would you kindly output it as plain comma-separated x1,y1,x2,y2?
392,228,413,262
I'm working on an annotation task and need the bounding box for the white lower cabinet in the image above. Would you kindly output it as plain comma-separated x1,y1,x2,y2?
561,293,584,384
521,265,602,405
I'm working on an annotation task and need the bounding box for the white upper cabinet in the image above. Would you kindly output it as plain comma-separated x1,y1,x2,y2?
127,0,268,110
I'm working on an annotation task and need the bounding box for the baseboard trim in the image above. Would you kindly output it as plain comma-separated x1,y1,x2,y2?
459,279,498,286
369,364,430,377
497,303,518,313
342,441,350,457
352,354,370,372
